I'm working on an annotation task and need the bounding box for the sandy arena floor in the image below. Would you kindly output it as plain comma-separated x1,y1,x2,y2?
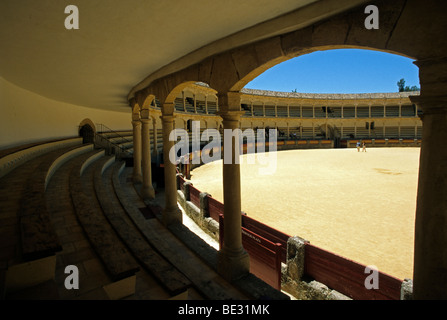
189,147,420,280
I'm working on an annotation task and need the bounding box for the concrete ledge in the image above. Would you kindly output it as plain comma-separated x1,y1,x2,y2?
79,149,105,176
177,190,219,242
0,138,82,179
5,255,56,295
96,160,192,296
45,144,94,190
103,274,136,300
69,151,140,283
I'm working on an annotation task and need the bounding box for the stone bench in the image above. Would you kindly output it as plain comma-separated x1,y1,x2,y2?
0,137,82,179
93,158,192,296
2,143,92,295
69,150,140,299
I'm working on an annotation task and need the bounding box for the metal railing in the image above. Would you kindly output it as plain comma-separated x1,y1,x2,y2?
95,123,133,158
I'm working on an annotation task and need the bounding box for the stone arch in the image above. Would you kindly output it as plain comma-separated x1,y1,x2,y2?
78,118,96,144
131,0,447,101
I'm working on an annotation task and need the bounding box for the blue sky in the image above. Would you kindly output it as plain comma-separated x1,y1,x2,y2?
244,49,420,94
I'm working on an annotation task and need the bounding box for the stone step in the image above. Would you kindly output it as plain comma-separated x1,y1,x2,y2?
20,144,94,262
112,165,249,300
69,151,140,286
46,150,148,300
93,157,192,296
0,144,93,296
0,137,82,179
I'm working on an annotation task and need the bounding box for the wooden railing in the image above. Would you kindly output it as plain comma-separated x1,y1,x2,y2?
304,243,402,300
219,214,283,290
176,145,406,299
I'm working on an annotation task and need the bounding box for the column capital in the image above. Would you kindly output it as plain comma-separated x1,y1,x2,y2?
140,107,150,120
414,57,447,97
132,112,141,122
415,96,447,112
410,96,447,119
140,118,151,125
132,119,142,127
161,102,175,116
216,110,245,122
160,114,176,123
217,91,242,112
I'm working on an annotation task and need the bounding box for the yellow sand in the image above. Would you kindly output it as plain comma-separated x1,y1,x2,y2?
190,147,420,280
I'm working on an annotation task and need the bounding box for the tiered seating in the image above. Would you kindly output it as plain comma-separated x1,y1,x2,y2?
342,126,355,139
113,164,248,300
343,106,356,118
301,106,313,118
371,106,384,118
94,159,192,296
276,105,288,117
174,98,185,112
252,104,263,117
288,105,300,118
385,105,400,117
371,125,384,138
96,130,133,156
184,98,195,113
264,105,276,117
0,139,91,297
301,127,314,139
69,149,141,288
206,101,218,114
400,126,417,138
401,105,416,117
328,106,342,118
0,138,175,299
314,106,326,118
356,126,369,138
385,126,399,138
1,130,285,300
356,106,369,118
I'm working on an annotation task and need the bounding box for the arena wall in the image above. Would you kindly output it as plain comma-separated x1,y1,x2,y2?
0,77,131,150
176,161,414,300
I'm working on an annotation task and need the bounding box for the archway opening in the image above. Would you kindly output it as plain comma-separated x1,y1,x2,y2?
245,48,420,94
189,48,421,280
78,123,95,144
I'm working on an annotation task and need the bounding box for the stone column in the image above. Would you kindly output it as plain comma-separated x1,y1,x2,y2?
131,115,143,184
161,103,182,226
141,109,155,200
216,92,250,281
152,117,159,158
410,57,447,300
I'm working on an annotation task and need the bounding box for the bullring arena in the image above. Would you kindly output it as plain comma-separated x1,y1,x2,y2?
3,0,447,301
189,147,420,281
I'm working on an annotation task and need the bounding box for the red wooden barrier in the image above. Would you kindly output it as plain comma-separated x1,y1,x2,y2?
219,214,282,290
189,184,201,207
208,196,224,221
304,243,402,300
242,215,290,263
178,175,185,192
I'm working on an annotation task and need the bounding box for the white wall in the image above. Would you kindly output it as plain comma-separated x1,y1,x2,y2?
0,77,131,150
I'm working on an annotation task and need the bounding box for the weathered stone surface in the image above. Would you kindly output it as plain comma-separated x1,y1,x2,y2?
286,236,308,281
280,26,314,57
401,278,413,300
209,52,240,93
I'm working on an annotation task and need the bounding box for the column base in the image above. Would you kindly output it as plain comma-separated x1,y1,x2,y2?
217,247,250,282
162,204,182,226
132,173,143,184
142,185,155,200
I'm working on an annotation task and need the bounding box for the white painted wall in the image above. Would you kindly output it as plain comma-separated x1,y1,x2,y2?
0,77,131,150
